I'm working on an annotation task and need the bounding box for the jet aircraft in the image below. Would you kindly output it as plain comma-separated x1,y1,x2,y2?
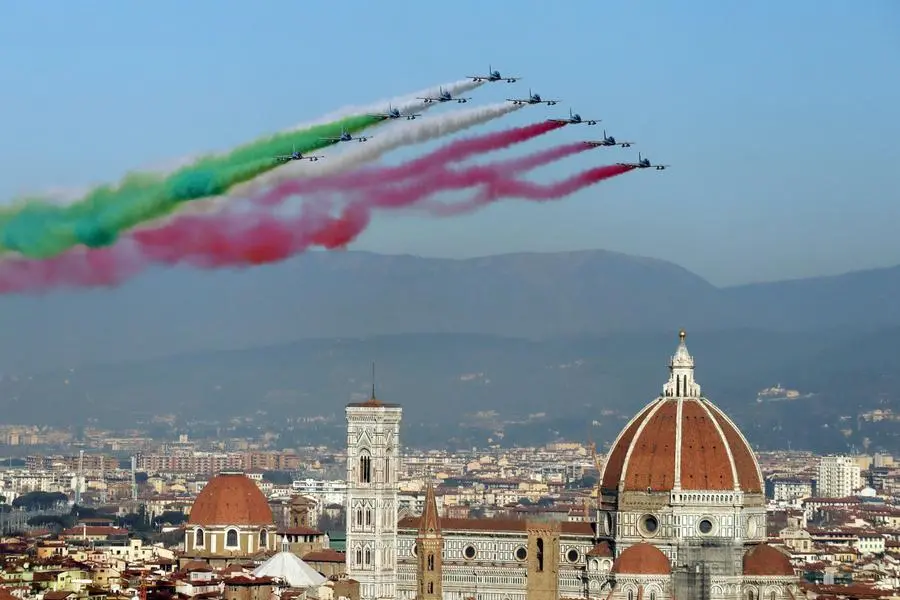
468,65,520,83
550,108,599,125
274,145,324,162
320,128,371,143
585,130,634,148
417,86,470,103
369,104,420,120
617,152,668,170
507,89,560,106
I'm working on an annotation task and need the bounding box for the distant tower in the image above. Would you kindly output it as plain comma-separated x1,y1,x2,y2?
100,456,107,505
131,456,138,501
345,366,402,600
415,481,443,600
74,449,84,505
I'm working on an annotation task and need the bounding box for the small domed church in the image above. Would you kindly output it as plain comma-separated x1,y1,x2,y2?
344,331,802,600
182,472,276,568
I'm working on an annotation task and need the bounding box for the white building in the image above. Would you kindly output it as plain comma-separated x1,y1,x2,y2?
817,455,861,498
349,331,800,600
768,478,813,503
345,392,402,600
291,478,348,515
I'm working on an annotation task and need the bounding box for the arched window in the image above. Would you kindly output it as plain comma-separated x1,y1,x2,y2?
356,508,363,526
385,448,393,484
194,528,204,547
356,548,362,565
650,593,656,600
748,591,755,600
427,582,433,594
364,548,371,565
365,508,372,527
536,538,544,572
359,451,372,484
627,592,634,600
226,528,238,547
769,593,776,600
259,529,268,548
427,552,435,571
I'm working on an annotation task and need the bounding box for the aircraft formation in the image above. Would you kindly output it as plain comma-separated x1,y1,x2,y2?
273,65,669,170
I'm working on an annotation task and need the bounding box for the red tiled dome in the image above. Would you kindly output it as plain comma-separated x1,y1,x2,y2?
612,543,671,575
743,543,794,576
600,331,763,494
188,473,273,526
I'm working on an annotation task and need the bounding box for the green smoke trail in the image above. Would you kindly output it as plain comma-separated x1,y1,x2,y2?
0,114,384,259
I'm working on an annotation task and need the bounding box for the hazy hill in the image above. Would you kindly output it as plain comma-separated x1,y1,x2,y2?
2,328,898,453
0,250,898,372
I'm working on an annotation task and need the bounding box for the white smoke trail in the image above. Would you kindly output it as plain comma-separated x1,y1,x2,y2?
150,79,488,176
32,79,489,201
175,102,525,217
296,79,485,131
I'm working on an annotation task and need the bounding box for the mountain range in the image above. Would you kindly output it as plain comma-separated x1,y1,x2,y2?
0,249,898,454
1,249,898,370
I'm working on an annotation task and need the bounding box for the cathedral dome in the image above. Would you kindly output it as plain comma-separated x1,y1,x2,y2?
743,543,794,576
611,543,670,575
600,331,763,494
188,473,274,526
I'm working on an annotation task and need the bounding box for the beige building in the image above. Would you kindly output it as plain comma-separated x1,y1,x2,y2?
182,472,276,567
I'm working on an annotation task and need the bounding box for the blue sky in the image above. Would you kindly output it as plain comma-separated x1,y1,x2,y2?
0,1,898,285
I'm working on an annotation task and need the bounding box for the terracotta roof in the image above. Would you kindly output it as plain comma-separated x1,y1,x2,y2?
302,549,345,563
587,541,613,557
419,482,440,535
188,473,274,526
612,543,670,575
397,516,594,536
61,526,129,536
743,543,794,577
600,334,762,494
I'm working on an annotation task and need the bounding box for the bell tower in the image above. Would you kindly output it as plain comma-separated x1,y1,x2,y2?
415,481,443,600
345,372,402,600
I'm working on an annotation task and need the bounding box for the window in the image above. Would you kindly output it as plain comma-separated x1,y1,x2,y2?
699,519,713,534
748,592,755,600
194,528,204,547
769,594,775,600
640,514,659,536
385,450,392,484
427,582,433,594
365,508,372,527
515,546,527,561
567,548,580,563
364,548,371,565
226,528,238,547
427,553,435,571
259,529,268,548
356,548,362,565
537,538,544,572
628,592,634,600
463,545,477,560
359,452,372,483
650,593,656,600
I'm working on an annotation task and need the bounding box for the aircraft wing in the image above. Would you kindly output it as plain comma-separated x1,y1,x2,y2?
541,99,561,105
616,161,640,167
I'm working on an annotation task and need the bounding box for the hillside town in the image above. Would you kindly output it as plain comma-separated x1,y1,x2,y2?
0,441,898,599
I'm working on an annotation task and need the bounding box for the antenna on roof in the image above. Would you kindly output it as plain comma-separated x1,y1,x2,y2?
371,361,376,399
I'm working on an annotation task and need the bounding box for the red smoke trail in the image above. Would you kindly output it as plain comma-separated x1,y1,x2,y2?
427,164,637,216
0,162,634,293
253,120,567,208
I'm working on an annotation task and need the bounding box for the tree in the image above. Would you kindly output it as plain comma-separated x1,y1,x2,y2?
153,511,187,527
262,470,295,485
12,491,67,511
